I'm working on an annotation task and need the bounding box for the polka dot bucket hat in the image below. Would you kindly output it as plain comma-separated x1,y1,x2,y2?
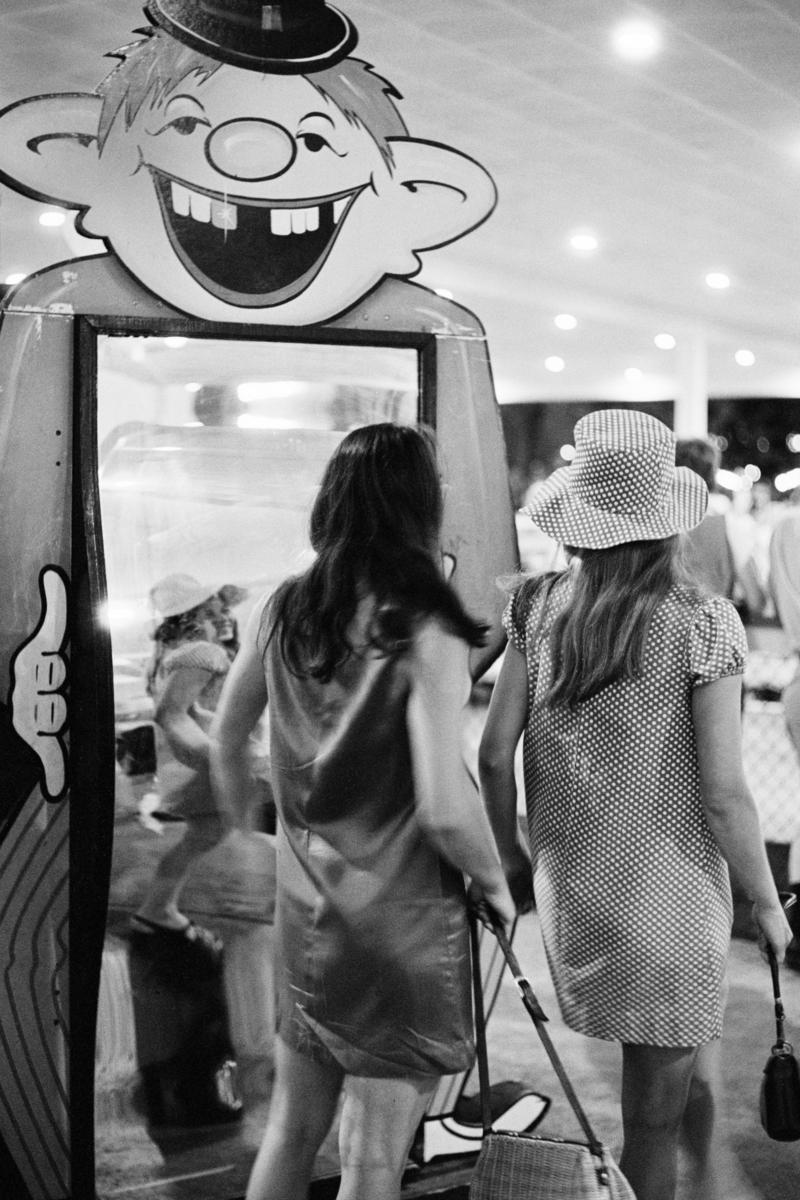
523,409,708,550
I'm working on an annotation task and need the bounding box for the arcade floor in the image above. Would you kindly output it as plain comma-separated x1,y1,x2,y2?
94,909,800,1200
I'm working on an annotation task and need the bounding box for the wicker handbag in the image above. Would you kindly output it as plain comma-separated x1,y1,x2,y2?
469,913,635,1200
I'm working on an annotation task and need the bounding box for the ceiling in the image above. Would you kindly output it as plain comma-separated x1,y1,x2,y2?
3,0,800,408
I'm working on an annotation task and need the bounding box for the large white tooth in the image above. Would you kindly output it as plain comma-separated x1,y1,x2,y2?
333,197,348,223
305,205,319,232
171,182,191,216
211,199,238,230
290,207,306,234
189,191,211,222
271,208,292,236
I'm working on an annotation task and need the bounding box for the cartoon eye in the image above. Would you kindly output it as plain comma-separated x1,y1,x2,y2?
157,114,211,137
297,131,332,154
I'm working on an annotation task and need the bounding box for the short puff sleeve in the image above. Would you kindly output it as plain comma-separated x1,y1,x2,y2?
687,596,747,686
501,574,557,653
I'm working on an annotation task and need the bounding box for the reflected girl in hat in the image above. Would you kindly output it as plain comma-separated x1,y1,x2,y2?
132,573,246,956
479,410,792,1200
211,423,515,1200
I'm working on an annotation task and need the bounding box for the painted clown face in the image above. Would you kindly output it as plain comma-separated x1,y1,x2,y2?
0,46,496,325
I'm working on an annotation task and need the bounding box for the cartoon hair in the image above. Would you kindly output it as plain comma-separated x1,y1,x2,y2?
96,28,407,169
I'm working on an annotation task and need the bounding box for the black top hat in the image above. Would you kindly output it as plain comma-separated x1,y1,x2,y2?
144,0,358,73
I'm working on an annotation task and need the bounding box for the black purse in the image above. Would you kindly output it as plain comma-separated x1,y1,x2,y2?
760,943,800,1142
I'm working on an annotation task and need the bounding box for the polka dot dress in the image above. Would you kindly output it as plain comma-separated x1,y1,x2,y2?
504,575,747,1046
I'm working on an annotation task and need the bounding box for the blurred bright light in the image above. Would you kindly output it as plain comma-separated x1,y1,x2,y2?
735,349,755,366
4,272,26,285
716,468,744,492
569,231,599,253
624,367,643,381
185,382,202,393
611,19,662,61
705,272,730,290
434,287,454,300
554,313,577,330
39,209,66,227
776,467,800,493
743,464,761,482
560,444,576,462
163,336,188,348
545,356,565,372
654,333,676,350
238,380,307,403
786,432,800,453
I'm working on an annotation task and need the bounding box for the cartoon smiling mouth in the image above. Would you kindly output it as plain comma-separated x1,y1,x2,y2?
152,168,362,307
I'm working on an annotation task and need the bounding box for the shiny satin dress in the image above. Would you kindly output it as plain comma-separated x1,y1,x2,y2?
258,604,474,1078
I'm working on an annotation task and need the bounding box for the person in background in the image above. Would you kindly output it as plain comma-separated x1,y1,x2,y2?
131,574,242,959
210,423,515,1200
479,410,792,1200
675,437,766,618
770,491,800,763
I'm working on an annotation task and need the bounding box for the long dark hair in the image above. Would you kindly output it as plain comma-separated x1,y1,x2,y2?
268,423,487,680
542,538,683,708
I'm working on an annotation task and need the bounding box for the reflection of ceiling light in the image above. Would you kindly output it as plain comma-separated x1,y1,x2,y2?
545,356,565,372
163,336,188,348
654,332,676,350
735,348,755,366
705,272,730,290
39,210,66,227
569,231,598,253
4,272,26,285
238,380,308,403
554,313,577,330
611,19,662,61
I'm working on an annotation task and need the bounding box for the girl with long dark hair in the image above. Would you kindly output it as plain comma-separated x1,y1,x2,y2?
211,423,514,1200
479,409,792,1200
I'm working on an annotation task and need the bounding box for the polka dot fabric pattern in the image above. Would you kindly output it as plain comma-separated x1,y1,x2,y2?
504,576,747,1046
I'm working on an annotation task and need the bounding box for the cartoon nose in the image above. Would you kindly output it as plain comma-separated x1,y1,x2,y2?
205,119,296,182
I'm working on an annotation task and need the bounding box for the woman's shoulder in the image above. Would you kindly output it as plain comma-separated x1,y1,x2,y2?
162,639,230,675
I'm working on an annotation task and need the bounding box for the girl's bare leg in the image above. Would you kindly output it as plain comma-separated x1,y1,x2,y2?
619,1042,698,1200
336,1073,438,1200
681,1039,760,1200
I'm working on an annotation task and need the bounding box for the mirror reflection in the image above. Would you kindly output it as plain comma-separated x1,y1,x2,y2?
94,334,417,1196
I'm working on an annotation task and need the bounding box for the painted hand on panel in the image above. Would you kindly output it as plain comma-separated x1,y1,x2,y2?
10,567,69,801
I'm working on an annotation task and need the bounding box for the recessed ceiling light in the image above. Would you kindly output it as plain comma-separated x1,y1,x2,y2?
569,231,599,253
4,272,26,285
554,313,577,330
39,210,66,227
611,19,662,62
705,272,730,290
735,349,755,366
545,356,565,373
654,333,676,350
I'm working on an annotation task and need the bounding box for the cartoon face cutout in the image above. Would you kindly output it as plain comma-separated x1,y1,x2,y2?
0,36,496,325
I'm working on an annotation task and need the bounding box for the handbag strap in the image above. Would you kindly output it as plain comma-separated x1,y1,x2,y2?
767,945,788,1045
470,909,604,1158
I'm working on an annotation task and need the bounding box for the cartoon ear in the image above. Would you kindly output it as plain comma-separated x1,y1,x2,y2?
0,93,103,208
389,138,497,251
